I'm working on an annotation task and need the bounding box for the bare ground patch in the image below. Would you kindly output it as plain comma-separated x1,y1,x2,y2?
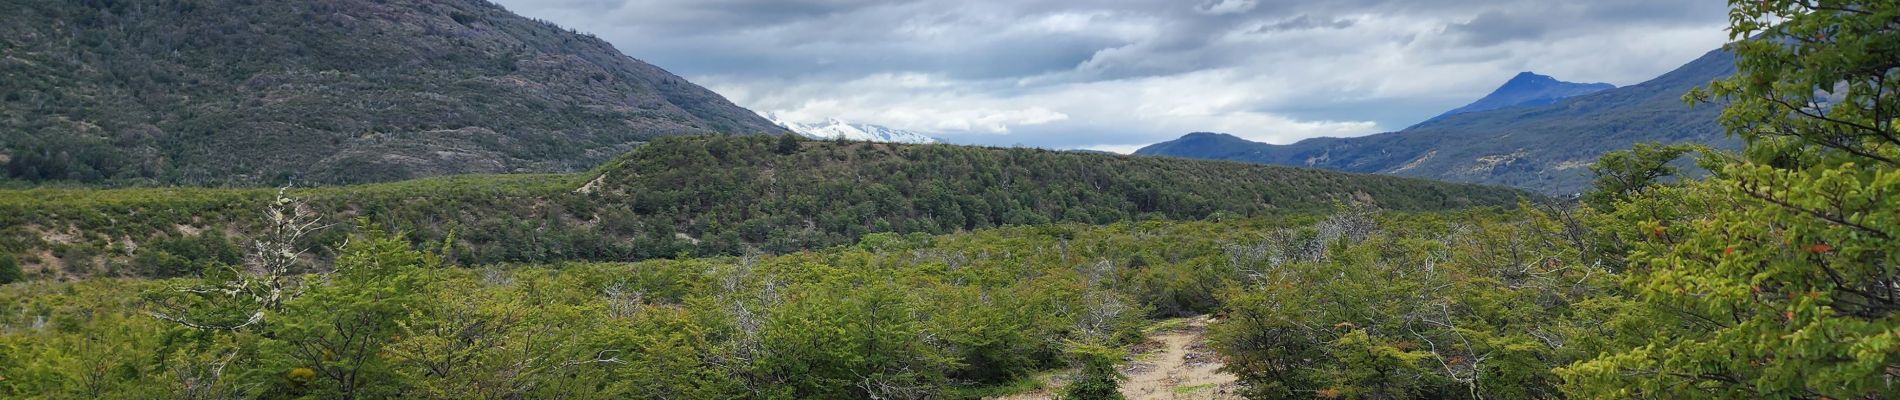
989,316,1240,400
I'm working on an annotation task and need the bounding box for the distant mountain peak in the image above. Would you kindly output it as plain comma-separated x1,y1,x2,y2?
766,114,938,144
1180,132,1243,140
1505,71,1558,84
1136,49,1739,195
1422,72,1616,124
1133,132,1260,158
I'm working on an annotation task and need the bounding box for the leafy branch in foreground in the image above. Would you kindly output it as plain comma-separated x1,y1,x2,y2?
1562,1,1900,398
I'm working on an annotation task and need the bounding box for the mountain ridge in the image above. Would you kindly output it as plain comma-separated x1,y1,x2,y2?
0,0,786,187
1137,49,1739,194
766,114,939,144
1421,71,1615,124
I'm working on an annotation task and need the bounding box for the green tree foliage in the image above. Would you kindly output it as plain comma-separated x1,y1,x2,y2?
1,136,1527,281
132,231,243,278
775,133,803,155
1211,206,1607,399
1562,1,1900,398
0,253,19,284
1580,142,1697,210
3,202,1601,399
255,223,434,399
1059,342,1126,400
5,213,1305,398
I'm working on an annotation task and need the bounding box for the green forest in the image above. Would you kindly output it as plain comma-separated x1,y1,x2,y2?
0,135,1522,281
2,0,1897,399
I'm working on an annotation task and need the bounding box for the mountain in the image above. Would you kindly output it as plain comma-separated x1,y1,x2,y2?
767,114,939,144
1137,49,1739,195
1423,72,1615,123
1129,132,1266,160
5,135,1529,279
0,0,786,187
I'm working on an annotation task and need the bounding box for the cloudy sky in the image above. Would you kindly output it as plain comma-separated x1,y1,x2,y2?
490,0,1731,152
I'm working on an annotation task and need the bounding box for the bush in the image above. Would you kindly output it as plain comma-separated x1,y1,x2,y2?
1060,342,1125,400
0,253,20,284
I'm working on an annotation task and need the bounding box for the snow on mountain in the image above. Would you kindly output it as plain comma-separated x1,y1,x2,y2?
766,113,939,144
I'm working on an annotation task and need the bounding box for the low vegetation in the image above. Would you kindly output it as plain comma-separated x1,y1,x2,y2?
0,1,1892,399
0,135,1527,281
0,201,1574,398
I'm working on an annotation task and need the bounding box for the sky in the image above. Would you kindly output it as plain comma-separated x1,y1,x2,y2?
489,0,1732,153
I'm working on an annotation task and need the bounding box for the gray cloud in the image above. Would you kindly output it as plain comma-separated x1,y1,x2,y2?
491,0,1729,151
1449,10,1549,46
1251,15,1356,34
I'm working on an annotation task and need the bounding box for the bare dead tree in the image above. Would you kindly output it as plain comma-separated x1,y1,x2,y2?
1073,260,1130,342
147,187,327,331
603,283,644,319
1407,303,1490,400
855,370,936,400
707,251,785,394
169,349,247,400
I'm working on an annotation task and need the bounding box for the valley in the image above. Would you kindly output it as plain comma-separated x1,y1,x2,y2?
1,0,1895,399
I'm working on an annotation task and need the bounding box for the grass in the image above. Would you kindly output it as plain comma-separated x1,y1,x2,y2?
1142,317,1192,335
1172,383,1217,394
942,373,1049,399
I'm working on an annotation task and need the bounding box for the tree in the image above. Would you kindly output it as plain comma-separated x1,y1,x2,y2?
1581,142,1697,210
0,253,20,284
259,222,436,399
1059,342,1125,400
146,188,326,331
1563,1,1900,398
775,133,802,155
754,273,950,399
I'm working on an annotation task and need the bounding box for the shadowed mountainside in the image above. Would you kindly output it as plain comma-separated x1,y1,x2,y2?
0,0,786,186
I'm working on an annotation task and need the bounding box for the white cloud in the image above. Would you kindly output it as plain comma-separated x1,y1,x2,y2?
493,0,1731,150
1082,144,1146,154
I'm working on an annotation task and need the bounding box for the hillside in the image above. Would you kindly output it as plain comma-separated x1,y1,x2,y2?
1137,49,1738,194
0,0,785,186
1422,71,1614,123
0,135,1529,280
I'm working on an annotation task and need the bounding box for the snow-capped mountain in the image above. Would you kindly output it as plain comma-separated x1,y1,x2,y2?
766,113,939,144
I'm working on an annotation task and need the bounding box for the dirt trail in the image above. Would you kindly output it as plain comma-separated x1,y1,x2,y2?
992,316,1240,400
1118,316,1241,399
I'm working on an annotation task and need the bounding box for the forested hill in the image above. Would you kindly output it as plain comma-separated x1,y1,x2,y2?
0,0,786,187
0,135,1529,280
1137,49,1739,195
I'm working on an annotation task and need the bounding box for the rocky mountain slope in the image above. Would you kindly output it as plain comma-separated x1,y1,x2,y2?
0,0,785,186
1137,49,1738,195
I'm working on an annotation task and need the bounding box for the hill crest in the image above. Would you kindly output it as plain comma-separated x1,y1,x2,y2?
1422,71,1616,124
